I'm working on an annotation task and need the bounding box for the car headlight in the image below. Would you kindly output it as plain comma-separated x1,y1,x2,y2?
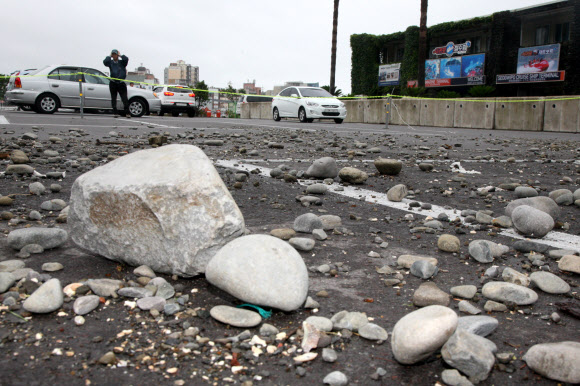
339,103,345,108
306,101,319,107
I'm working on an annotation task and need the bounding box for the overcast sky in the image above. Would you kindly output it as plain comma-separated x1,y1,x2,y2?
2,0,551,94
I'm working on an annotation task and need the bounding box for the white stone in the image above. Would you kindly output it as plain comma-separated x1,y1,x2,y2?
391,305,458,365
523,341,580,384
23,278,63,313
68,145,244,277
482,281,538,305
205,235,308,312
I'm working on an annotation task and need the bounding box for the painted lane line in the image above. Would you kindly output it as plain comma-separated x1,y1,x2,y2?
215,160,465,221
129,119,179,129
214,159,580,252
0,115,9,124
499,229,580,252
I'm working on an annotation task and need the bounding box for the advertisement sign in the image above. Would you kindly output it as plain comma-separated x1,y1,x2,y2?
425,54,486,87
440,57,462,79
461,54,485,77
496,44,563,84
517,44,560,74
426,76,486,87
425,59,440,80
496,71,565,84
378,63,401,86
432,41,472,57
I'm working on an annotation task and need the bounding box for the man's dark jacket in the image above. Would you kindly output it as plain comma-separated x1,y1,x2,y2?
103,55,129,82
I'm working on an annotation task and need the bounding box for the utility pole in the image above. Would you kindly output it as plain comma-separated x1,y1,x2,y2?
418,0,428,87
330,0,339,95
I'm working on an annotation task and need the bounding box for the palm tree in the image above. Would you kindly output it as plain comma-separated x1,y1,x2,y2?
330,0,339,95
418,0,428,87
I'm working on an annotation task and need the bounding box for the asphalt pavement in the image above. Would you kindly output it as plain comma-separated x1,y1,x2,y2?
1,109,579,141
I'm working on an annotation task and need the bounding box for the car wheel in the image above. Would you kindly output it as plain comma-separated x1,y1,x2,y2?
273,107,281,121
172,111,180,117
334,118,344,124
298,107,307,123
21,105,33,111
35,93,59,114
128,98,146,117
187,109,196,117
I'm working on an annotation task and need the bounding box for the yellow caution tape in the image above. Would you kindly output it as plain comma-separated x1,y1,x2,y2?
2,72,580,103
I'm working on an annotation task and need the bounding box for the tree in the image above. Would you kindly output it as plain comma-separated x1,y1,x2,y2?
0,75,8,100
221,84,240,103
329,0,339,95
321,85,343,97
418,0,428,87
193,80,209,108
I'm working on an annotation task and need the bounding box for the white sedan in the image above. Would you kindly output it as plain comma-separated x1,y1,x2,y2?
5,65,160,117
272,87,346,124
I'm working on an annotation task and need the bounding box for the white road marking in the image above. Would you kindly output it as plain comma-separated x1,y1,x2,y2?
0,115,9,124
215,159,580,252
129,119,179,129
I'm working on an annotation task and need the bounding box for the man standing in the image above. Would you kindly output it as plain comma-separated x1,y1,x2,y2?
103,49,130,117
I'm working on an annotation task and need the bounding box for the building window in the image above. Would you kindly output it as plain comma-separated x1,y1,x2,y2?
472,36,481,53
535,25,549,45
396,47,405,61
555,22,570,42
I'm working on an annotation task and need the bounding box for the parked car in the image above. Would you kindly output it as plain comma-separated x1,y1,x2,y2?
236,95,273,116
272,87,346,123
4,65,160,117
7,69,37,111
153,85,197,117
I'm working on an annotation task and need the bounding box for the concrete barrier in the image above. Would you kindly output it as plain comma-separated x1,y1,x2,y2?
249,103,262,119
390,99,421,125
344,100,364,123
364,99,389,124
259,102,271,119
237,95,579,132
241,103,250,119
543,98,580,133
454,99,495,129
420,99,455,127
494,98,544,131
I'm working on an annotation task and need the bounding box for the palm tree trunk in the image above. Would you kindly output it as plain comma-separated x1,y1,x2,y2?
418,0,428,87
330,0,339,95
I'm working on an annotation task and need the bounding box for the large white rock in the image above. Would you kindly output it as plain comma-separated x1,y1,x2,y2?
205,235,309,312
523,341,580,384
68,145,244,277
391,305,458,365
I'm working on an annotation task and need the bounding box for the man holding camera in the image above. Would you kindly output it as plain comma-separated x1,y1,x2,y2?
103,49,130,117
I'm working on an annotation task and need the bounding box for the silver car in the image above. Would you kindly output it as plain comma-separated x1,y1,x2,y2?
5,65,160,117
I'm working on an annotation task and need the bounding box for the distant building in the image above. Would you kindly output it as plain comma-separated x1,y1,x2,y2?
126,64,159,89
164,60,199,86
351,0,580,96
243,80,262,95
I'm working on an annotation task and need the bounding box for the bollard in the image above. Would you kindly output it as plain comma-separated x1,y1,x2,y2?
78,77,84,119
385,96,392,129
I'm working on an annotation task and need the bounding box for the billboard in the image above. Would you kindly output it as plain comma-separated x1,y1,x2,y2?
517,44,560,74
461,54,485,77
378,63,401,86
496,44,564,84
440,57,462,79
425,54,486,87
425,59,440,80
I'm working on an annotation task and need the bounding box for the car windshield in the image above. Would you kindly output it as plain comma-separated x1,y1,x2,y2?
299,88,334,98
168,87,189,93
